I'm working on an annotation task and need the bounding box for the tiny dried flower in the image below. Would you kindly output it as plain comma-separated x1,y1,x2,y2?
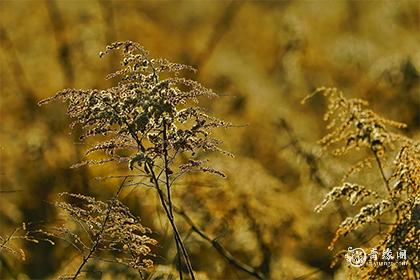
315,182,378,213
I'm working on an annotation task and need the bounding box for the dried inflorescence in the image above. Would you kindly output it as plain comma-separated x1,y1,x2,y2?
390,143,420,196
315,182,378,213
39,41,231,178
307,88,419,279
365,143,420,279
363,196,419,280
303,87,406,156
0,223,55,261
329,200,391,249
54,192,157,272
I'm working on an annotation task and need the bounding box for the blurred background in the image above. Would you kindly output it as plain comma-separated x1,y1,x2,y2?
0,0,419,279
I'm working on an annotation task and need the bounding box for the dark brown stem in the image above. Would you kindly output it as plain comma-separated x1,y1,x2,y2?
174,205,267,280
162,120,174,217
101,90,193,278
147,163,196,280
174,237,184,280
162,120,183,279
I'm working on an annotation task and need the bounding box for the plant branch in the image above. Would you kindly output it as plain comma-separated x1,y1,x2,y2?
173,205,267,280
147,163,196,280
71,178,126,280
161,119,183,279
0,228,19,253
371,148,391,194
162,119,174,218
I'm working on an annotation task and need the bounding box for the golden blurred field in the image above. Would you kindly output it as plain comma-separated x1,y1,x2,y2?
0,1,419,279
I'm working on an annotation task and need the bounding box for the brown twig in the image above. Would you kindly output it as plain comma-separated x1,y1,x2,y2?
147,164,196,280
371,148,391,194
0,228,19,253
173,205,268,280
162,120,183,280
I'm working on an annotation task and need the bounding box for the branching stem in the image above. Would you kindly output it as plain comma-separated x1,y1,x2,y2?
71,178,126,280
147,163,196,280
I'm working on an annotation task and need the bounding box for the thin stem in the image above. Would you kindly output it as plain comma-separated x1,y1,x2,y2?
162,119,173,217
371,148,391,194
175,238,184,280
147,163,195,280
71,178,126,280
411,260,419,279
162,119,183,279
0,228,19,253
174,205,267,280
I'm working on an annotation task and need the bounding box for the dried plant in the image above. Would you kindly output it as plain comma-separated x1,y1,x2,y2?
302,87,406,158
40,41,232,279
305,87,419,279
314,183,378,213
0,223,54,262
52,182,157,280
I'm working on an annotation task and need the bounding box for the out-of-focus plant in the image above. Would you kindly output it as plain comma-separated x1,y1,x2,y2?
305,87,419,279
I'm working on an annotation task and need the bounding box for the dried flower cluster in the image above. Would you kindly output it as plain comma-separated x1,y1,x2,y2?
390,143,420,196
39,41,231,178
315,183,378,213
366,143,420,279
330,200,391,249
307,87,419,279
54,192,156,277
303,87,406,156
